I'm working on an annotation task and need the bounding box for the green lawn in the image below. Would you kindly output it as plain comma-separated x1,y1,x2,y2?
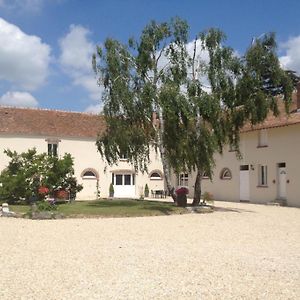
10,199,187,218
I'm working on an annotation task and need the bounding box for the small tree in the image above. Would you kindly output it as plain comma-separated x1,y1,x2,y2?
144,184,149,197
109,183,114,197
0,149,82,204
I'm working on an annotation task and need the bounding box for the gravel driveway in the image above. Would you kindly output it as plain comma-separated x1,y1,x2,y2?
0,201,299,299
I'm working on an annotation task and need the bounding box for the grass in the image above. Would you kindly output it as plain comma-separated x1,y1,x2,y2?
10,199,188,218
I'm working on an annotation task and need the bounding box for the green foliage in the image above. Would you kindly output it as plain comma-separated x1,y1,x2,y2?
144,184,149,197
94,18,295,205
109,183,114,197
96,180,100,199
0,148,82,204
202,192,214,202
36,201,57,211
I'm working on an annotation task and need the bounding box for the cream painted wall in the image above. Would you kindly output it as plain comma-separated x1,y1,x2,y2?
0,134,165,200
188,124,300,207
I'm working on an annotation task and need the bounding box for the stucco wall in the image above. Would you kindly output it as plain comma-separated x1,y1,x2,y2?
0,134,164,200
194,124,300,207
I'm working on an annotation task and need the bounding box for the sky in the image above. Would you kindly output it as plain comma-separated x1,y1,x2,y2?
0,0,300,113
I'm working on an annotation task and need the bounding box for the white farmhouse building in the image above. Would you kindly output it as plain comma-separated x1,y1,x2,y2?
0,87,300,207
173,87,300,207
0,107,165,200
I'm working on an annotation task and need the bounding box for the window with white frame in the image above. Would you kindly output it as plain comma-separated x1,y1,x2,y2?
112,173,135,186
48,142,58,156
119,149,129,161
258,129,268,147
258,165,268,186
179,173,189,187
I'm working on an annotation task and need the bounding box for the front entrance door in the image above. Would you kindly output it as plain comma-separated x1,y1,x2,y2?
240,165,250,201
278,163,287,199
113,173,136,198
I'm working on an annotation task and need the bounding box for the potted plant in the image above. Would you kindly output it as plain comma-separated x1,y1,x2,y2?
175,187,189,207
144,184,149,198
109,183,114,198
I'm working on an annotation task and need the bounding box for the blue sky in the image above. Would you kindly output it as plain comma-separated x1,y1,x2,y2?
0,0,300,113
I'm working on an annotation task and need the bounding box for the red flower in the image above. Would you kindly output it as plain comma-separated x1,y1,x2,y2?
175,187,189,195
38,186,49,194
55,189,68,199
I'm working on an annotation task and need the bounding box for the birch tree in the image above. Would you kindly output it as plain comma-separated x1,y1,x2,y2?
93,18,293,206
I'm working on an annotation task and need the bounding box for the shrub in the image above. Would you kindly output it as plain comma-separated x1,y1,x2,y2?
36,201,57,211
202,192,214,203
144,184,149,197
0,148,82,204
109,183,114,197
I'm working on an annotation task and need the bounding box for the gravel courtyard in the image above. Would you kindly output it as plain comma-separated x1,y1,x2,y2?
0,202,299,300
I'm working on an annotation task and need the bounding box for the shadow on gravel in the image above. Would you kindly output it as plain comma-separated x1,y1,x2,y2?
141,205,179,215
214,206,256,213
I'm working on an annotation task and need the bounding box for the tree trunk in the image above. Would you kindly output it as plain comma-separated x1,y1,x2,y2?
192,169,202,206
157,107,177,203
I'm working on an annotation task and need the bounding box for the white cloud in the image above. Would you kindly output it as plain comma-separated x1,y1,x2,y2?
0,91,38,107
280,35,300,74
84,103,102,114
59,25,101,101
0,0,44,13
0,18,51,90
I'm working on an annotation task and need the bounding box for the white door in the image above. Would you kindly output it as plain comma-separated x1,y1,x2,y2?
278,167,287,199
113,173,136,198
240,165,250,201
82,180,97,200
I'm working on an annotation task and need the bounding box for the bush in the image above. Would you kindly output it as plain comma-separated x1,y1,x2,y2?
36,201,57,211
0,148,82,204
202,192,214,204
144,184,149,197
109,183,114,197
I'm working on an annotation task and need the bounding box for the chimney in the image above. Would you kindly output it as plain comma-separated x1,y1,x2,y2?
297,81,300,112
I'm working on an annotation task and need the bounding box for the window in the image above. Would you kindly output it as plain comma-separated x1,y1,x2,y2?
112,173,135,186
124,174,131,185
258,129,268,147
115,174,123,185
220,168,232,180
258,165,268,186
202,171,209,179
240,165,249,171
179,173,188,187
149,171,163,180
119,152,128,160
229,144,238,152
82,169,98,179
48,143,58,156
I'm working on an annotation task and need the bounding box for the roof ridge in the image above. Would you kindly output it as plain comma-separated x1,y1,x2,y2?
0,105,101,116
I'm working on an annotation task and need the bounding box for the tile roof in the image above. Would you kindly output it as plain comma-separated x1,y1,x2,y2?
241,92,300,132
0,107,106,138
0,90,299,138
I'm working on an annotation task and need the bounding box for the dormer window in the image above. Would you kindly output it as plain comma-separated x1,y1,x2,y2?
119,152,128,161
46,139,60,157
48,143,57,156
258,129,268,147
